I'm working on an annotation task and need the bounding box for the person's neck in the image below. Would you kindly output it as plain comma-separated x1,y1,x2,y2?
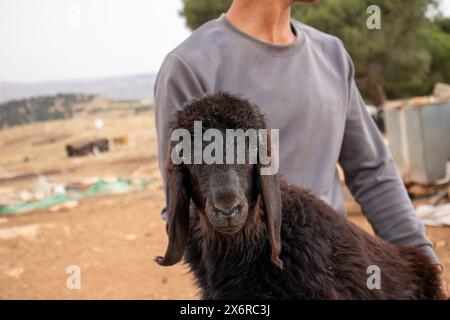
226,0,295,45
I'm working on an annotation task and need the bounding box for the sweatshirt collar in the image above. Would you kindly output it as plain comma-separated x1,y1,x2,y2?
217,13,305,56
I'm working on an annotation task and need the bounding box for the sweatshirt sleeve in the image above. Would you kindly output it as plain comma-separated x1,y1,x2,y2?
337,52,439,265
154,53,205,218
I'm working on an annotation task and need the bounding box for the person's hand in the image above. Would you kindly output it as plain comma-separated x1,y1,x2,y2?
437,265,449,300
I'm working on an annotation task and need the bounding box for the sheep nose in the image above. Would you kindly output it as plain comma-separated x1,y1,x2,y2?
213,198,241,218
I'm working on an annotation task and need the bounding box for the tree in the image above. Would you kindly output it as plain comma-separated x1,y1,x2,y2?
181,0,232,30
292,0,437,104
180,0,446,104
423,16,450,92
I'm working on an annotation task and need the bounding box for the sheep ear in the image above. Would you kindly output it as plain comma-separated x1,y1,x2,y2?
260,171,283,269
258,132,283,270
155,159,190,267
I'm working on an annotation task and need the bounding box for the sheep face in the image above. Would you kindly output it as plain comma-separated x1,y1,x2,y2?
185,153,257,235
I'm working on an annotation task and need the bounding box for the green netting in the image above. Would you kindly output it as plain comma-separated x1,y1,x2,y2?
84,178,133,196
0,194,71,216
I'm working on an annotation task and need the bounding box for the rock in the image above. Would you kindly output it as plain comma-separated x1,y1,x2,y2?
0,224,40,240
124,233,137,241
49,200,79,212
3,266,25,279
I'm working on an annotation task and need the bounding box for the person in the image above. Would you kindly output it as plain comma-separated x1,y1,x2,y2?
154,0,448,297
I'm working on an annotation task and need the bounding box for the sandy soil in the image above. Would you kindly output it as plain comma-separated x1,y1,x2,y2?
0,111,448,299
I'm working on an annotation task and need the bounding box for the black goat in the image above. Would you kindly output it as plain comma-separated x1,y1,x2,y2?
156,92,443,300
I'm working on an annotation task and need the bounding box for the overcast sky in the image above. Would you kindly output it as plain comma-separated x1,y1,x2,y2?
1,0,450,82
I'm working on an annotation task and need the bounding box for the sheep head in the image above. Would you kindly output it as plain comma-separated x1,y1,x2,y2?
156,92,283,269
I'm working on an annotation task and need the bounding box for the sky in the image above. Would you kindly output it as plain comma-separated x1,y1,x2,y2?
0,0,191,82
1,0,450,83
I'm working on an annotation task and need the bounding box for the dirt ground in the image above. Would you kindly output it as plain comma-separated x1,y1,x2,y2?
0,110,449,299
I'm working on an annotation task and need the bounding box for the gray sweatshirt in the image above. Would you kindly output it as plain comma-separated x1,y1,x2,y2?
154,14,438,264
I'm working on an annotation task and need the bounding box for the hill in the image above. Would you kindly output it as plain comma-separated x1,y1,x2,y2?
0,94,95,129
0,73,156,104
0,94,153,129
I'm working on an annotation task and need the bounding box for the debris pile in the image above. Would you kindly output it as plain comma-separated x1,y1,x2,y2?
0,176,151,216
417,203,450,227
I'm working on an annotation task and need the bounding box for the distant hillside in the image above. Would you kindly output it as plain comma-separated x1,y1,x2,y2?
0,94,95,129
0,74,156,104
0,94,154,129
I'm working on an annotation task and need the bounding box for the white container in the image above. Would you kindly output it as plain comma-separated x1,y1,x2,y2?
385,102,450,185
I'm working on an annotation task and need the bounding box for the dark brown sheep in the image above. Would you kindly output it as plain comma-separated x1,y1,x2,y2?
156,92,443,300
